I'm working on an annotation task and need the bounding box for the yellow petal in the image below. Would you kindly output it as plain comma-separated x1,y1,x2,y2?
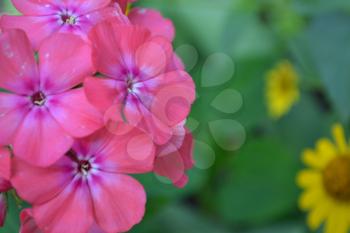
307,202,331,230
325,210,349,233
316,138,337,164
296,170,322,188
302,148,330,169
332,124,348,153
299,187,324,210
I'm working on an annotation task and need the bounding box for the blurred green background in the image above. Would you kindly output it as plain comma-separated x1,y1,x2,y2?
1,0,350,232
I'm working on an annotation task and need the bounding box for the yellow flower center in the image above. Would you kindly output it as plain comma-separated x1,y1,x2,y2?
323,156,350,201
279,76,293,92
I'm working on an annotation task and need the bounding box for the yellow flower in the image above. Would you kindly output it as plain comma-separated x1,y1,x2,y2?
265,60,299,119
297,124,350,233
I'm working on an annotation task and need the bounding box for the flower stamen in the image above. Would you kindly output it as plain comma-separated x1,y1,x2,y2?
78,160,92,176
31,91,46,106
60,14,77,25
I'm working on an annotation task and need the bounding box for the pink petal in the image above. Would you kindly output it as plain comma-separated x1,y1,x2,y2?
11,156,72,204
174,175,189,188
180,130,195,170
135,36,172,78
118,26,156,64
89,19,128,79
166,53,185,72
0,147,11,192
147,71,196,127
20,209,104,233
33,180,94,233
0,93,29,145
129,8,175,41
157,123,186,156
84,77,119,112
103,97,173,145
154,129,194,187
79,6,129,33
154,149,185,185
103,103,143,137
0,15,59,51
74,129,155,174
89,21,150,78
13,108,74,167
38,33,95,94
136,102,173,145
0,147,11,181
20,209,42,233
67,0,111,14
0,178,11,193
48,89,103,138
88,224,105,233
102,94,142,131
11,0,56,15
0,29,39,94
90,173,146,233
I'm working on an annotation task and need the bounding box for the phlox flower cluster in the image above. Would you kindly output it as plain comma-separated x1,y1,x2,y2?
0,0,196,232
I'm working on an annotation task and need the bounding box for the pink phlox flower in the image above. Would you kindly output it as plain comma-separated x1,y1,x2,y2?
85,19,196,145
0,29,102,166
0,0,128,50
12,128,155,233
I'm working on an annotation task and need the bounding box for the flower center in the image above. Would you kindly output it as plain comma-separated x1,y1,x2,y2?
279,76,293,92
78,160,92,175
60,13,77,25
31,91,46,106
323,156,350,201
66,149,93,176
127,77,135,93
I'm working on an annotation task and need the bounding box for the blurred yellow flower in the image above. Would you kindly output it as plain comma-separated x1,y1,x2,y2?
265,60,299,119
297,124,350,233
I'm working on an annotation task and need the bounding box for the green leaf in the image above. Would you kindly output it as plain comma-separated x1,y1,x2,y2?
135,168,208,199
230,58,276,129
294,0,350,15
243,221,308,233
130,204,231,233
0,194,21,233
214,139,299,225
138,0,234,53
305,13,350,120
1,0,19,14
273,93,336,155
222,12,279,60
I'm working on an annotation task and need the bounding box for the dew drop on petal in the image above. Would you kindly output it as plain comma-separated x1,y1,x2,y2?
201,53,234,87
208,119,246,151
193,140,216,169
211,89,243,114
